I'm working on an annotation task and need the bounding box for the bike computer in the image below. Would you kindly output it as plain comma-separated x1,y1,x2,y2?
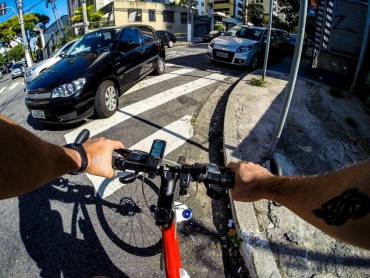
146,139,166,177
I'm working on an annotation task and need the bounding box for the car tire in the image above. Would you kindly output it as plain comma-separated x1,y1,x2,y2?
168,40,174,48
154,56,165,75
249,55,259,71
94,80,118,118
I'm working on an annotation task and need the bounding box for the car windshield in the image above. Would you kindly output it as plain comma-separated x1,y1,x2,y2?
66,29,120,56
50,41,76,58
13,64,23,69
225,27,264,41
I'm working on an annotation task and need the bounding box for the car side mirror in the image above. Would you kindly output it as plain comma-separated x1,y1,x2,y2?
59,52,66,58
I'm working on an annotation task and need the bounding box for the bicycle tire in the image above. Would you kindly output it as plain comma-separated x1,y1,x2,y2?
96,175,162,256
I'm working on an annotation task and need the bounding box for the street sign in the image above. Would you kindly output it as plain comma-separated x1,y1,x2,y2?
0,3,6,15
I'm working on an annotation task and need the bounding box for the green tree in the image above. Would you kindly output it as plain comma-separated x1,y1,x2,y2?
175,0,198,16
8,45,25,62
71,5,104,23
0,53,6,67
0,13,50,46
277,0,298,32
271,15,289,31
247,3,264,26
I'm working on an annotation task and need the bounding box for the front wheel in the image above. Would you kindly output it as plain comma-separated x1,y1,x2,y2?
94,80,118,118
167,40,174,48
249,55,259,71
153,56,165,75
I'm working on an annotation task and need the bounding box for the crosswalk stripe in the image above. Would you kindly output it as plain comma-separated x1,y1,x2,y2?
125,68,195,95
9,83,18,90
64,72,226,143
86,115,193,198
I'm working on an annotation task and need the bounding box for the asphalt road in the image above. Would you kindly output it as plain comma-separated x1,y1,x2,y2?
0,44,245,277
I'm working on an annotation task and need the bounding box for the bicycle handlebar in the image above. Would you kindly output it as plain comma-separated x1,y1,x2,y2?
73,129,234,227
112,151,234,189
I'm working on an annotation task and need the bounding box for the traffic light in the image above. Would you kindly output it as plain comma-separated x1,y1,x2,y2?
0,3,6,16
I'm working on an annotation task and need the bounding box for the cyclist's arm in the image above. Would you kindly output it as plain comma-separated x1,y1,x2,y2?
0,115,124,200
228,161,370,250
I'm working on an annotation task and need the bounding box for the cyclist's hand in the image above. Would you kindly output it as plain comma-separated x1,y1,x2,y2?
83,138,125,178
227,161,273,202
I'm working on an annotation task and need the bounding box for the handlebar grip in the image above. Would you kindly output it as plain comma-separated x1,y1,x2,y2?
206,172,234,189
74,129,90,144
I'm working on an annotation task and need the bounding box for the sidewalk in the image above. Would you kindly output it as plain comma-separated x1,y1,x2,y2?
223,69,370,277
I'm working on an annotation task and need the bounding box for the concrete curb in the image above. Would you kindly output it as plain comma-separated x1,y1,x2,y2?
223,70,283,278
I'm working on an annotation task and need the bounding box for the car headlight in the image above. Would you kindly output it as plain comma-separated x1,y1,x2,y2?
209,41,215,48
52,78,86,98
236,45,253,53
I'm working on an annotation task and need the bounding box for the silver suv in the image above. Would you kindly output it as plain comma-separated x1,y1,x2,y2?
207,25,290,69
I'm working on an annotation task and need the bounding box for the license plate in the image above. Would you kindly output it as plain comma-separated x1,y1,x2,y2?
216,51,228,58
31,110,45,119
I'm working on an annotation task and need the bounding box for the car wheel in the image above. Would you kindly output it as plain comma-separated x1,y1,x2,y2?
250,55,259,71
154,56,165,75
94,80,118,118
168,40,174,48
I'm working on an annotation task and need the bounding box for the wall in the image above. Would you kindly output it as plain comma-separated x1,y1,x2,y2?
113,1,188,33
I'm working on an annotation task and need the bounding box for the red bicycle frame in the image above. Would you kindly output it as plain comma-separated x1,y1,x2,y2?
162,220,182,278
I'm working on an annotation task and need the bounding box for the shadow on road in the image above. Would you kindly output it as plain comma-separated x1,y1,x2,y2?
18,178,128,277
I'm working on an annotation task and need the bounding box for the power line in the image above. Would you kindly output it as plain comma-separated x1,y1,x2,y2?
24,0,46,13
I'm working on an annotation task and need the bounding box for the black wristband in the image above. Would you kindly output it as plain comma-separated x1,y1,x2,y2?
64,143,88,174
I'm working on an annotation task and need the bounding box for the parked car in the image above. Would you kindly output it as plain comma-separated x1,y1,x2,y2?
156,30,176,48
203,30,225,42
25,25,166,124
11,63,25,79
207,25,290,69
24,40,77,84
2,63,13,74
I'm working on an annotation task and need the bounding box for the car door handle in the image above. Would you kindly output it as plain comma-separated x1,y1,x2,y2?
139,49,145,54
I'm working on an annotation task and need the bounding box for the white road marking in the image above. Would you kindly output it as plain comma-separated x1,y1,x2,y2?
87,115,193,198
0,87,6,94
9,83,18,90
125,68,195,95
64,72,226,143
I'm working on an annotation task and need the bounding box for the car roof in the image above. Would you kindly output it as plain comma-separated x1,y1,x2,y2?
235,25,266,30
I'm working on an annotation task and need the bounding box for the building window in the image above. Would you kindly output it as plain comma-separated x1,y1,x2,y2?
181,12,187,24
196,1,199,5
149,10,156,22
201,2,204,6
163,11,174,23
128,9,142,22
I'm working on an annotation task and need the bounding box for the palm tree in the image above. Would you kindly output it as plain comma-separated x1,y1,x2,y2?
71,5,104,23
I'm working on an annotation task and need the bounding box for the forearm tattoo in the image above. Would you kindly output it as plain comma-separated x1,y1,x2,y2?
312,188,370,226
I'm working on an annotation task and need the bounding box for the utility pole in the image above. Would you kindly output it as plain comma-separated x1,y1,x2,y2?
82,0,89,34
187,0,193,42
17,0,33,67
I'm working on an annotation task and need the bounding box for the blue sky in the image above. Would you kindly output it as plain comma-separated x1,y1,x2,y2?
0,0,68,26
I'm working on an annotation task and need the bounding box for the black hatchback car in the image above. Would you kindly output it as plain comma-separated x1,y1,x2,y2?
156,30,176,48
25,25,166,123
203,30,225,42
